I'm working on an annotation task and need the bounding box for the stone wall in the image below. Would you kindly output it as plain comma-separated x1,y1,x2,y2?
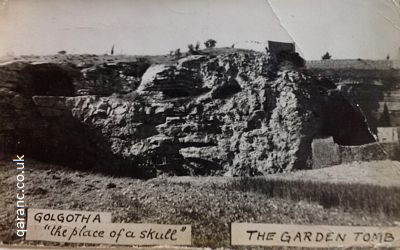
311,137,341,168
312,137,399,168
306,59,396,70
377,127,400,143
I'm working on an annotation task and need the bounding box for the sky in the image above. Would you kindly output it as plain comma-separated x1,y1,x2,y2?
0,0,399,60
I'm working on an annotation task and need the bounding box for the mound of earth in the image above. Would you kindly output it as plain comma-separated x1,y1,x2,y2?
0,49,374,177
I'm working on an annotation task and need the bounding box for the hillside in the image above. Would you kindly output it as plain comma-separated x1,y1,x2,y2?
0,49,375,177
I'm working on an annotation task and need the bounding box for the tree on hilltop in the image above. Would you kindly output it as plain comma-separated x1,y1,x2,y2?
188,44,195,54
204,39,217,48
174,48,181,58
322,52,332,60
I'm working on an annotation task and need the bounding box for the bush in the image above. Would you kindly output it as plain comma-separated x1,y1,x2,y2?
204,39,217,48
174,48,181,58
322,52,332,60
188,44,195,54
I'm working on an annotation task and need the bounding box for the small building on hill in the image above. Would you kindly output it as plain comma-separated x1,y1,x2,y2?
267,41,295,56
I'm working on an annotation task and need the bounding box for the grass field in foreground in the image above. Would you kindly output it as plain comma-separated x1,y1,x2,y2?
0,159,399,248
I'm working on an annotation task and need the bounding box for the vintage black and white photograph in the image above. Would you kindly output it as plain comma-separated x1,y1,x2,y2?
0,0,399,248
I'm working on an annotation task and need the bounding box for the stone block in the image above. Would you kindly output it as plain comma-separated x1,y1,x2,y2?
312,137,340,168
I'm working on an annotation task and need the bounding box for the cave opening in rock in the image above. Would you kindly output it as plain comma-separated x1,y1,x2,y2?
321,91,376,146
20,64,75,96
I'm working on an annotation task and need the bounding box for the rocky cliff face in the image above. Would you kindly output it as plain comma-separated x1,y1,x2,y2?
0,50,374,177
308,68,400,130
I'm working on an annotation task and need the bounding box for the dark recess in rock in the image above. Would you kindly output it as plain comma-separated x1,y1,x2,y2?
320,90,375,145
19,63,76,96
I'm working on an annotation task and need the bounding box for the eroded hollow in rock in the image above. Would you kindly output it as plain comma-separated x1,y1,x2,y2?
163,89,191,98
18,63,76,96
320,90,375,146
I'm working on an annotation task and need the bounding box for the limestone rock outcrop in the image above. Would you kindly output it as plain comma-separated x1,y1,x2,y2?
0,50,374,177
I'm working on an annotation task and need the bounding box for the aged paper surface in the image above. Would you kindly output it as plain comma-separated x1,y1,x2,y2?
232,223,400,248
26,222,191,245
0,0,399,248
27,209,112,225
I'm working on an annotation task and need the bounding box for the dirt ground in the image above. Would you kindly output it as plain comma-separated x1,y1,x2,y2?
0,158,399,248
